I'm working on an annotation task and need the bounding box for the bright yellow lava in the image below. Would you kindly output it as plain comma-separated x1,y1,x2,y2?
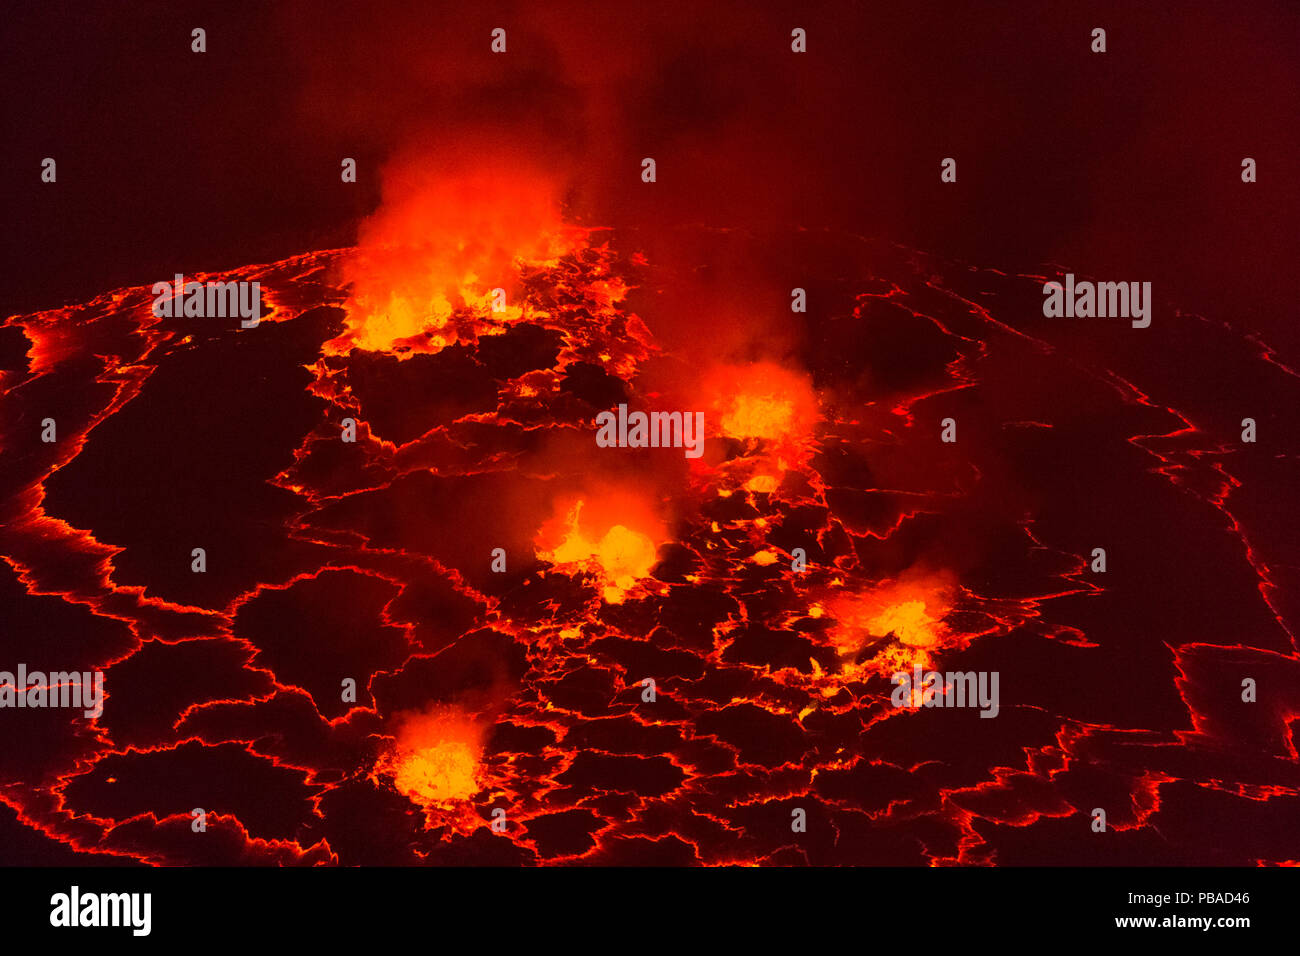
538,500,659,604
820,577,956,677
392,741,481,807
866,600,940,647
721,394,797,441
378,708,485,810
326,165,585,356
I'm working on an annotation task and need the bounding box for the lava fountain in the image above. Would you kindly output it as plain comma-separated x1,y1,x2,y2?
817,573,959,679
535,494,667,604
326,159,587,357
375,706,485,811
700,361,818,493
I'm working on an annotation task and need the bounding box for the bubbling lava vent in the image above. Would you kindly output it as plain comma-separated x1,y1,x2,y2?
2,170,1298,867
535,496,666,605
326,164,588,356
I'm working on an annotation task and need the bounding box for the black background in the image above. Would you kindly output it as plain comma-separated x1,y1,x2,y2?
4,0,1297,358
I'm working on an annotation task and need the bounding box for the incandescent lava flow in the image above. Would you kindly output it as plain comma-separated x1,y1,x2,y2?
2,187,1299,866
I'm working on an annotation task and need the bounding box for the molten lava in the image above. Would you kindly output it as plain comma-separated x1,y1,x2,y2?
821,574,958,677
869,600,942,648
5,206,1292,868
536,497,665,604
707,362,817,444
722,393,797,441
697,361,819,496
743,474,781,493
377,708,484,810
326,160,586,356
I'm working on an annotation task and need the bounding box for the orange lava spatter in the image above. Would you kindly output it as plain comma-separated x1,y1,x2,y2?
708,361,816,445
820,576,958,677
536,498,662,604
377,709,484,810
325,162,587,357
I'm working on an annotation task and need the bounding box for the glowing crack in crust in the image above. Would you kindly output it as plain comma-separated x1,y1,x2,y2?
2,221,1297,867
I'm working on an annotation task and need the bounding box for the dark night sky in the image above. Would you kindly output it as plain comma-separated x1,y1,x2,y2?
4,0,1298,355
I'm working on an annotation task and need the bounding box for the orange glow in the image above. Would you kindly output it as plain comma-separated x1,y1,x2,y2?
723,393,796,440
704,362,817,444
326,160,586,356
377,707,484,809
822,574,957,676
393,741,479,805
536,495,665,603
867,600,939,647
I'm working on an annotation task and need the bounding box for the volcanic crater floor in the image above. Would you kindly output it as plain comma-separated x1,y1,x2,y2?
2,229,1298,866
